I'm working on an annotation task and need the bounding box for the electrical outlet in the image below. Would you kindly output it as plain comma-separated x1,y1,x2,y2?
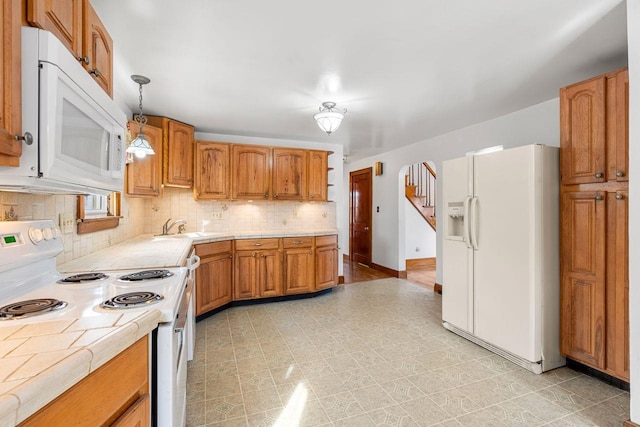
59,213,75,234
211,212,223,220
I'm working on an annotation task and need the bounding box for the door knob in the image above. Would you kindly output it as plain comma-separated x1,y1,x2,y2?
364,226,370,230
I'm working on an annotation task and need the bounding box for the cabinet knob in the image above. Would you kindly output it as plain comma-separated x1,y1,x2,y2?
229,255,233,259
616,171,625,177
254,243,263,247
14,132,34,145
264,193,269,198
595,172,603,179
77,56,90,65
293,241,301,245
274,194,278,199
252,253,256,258
310,195,314,198
595,194,603,201
260,254,266,258
309,251,313,255
89,68,101,77
616,193,624,200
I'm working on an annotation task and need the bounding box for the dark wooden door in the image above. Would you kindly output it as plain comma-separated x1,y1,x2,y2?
349,168,372,265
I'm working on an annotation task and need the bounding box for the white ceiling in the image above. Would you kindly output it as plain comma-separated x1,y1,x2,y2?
91,0,627,161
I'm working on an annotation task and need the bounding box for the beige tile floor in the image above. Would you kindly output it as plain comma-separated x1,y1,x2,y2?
186,279,630,426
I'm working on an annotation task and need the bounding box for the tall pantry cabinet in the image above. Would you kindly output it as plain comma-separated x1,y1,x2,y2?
559,67,629,382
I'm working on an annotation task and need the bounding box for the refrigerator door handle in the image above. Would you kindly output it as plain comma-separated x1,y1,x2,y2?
463,196,472,248
470,196,479,250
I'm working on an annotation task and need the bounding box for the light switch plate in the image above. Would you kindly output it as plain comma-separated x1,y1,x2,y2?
59,213,75,234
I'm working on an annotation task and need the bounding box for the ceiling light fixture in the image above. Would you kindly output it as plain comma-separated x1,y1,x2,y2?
127,75,155,158
314,102,347,135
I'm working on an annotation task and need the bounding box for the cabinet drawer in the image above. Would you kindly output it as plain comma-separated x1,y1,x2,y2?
235,238,280,251
195,240,232,257
283,237,313,248
315,235,337,247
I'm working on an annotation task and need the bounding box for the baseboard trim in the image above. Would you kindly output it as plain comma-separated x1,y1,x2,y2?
338,275,345,284
406,257,436,267
434,282,442,294
371,262,406,278
624,421,640,427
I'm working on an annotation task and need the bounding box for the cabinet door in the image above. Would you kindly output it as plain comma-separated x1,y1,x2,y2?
196,252,233,315
605,190,629,380
560,77,606,185
111,394,150,427
610,69,628,182
272,148,307,200
164,120,195,188
232,145,271,200
234,251,257,300
560,191,606,369
258,250,283,297
0,0,22,164
82,0,112,97
283,248,314,294
194,142,230,199
126,123,162,197
315,244,338,290
308,150,328,201
27,0,82,58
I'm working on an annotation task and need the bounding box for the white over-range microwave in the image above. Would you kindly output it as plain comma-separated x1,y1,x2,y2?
0,27,126,196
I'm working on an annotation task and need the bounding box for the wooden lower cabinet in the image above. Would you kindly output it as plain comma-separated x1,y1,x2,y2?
315,235,338,290
20,336,149,426
234,239,282,299
560,189,629,380
283,237,315,294
195,241,233,315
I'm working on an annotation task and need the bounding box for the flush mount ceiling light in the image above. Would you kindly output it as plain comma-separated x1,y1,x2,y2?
314,101,347,135
127,75,155,158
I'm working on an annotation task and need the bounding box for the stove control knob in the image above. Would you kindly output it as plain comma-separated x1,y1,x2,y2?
42,227,54,241
28,228,44,245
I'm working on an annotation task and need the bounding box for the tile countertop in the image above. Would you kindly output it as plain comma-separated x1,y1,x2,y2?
0,310,161,426
58,229,338,273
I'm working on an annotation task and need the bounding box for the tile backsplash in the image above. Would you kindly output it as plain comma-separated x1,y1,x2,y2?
0,187,336,265
0,191,145,265
143,187,337,235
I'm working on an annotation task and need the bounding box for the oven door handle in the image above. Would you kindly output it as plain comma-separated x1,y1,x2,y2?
189,255,201,271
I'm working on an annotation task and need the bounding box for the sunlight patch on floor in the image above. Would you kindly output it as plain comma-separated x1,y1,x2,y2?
274,382,308,427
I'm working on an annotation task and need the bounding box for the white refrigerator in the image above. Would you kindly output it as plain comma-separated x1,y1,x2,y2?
442,144,565,374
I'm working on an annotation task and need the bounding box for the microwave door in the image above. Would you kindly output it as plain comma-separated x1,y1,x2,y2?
39,62,123,193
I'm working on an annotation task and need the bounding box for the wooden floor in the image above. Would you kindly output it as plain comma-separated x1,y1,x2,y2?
343,258,436,291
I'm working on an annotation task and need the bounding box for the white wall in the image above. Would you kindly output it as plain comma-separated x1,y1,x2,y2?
627,0,639,422
195,132,345,276
343,98,559,282
404,199,436,260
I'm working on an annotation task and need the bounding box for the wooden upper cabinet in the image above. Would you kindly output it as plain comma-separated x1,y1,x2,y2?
194,141,230,200
0,0,23,165
27,0,82,58
232,145,271,200
560,191,606,369
126,122,162,197
308,150,328,201
82,0,112,97
146,116,195,188
272,148,307,200
560,76,606,185
560,67,628,186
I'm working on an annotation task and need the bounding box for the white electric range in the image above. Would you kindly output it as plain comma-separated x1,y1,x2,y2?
0,220,193,427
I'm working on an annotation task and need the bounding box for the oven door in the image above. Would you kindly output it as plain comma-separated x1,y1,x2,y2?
156,281,190,427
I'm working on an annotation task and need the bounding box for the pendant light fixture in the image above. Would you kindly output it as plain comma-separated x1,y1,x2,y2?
127,75,155,158
314,101,347,135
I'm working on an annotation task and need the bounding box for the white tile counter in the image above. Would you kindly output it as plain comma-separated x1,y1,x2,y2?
58,229,338,273
0,310,161,426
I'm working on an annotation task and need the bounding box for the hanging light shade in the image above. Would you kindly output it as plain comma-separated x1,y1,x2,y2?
314,102,347,135
127,75,155,158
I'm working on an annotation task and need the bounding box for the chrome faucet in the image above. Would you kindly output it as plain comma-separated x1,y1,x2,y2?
162,218,187,235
